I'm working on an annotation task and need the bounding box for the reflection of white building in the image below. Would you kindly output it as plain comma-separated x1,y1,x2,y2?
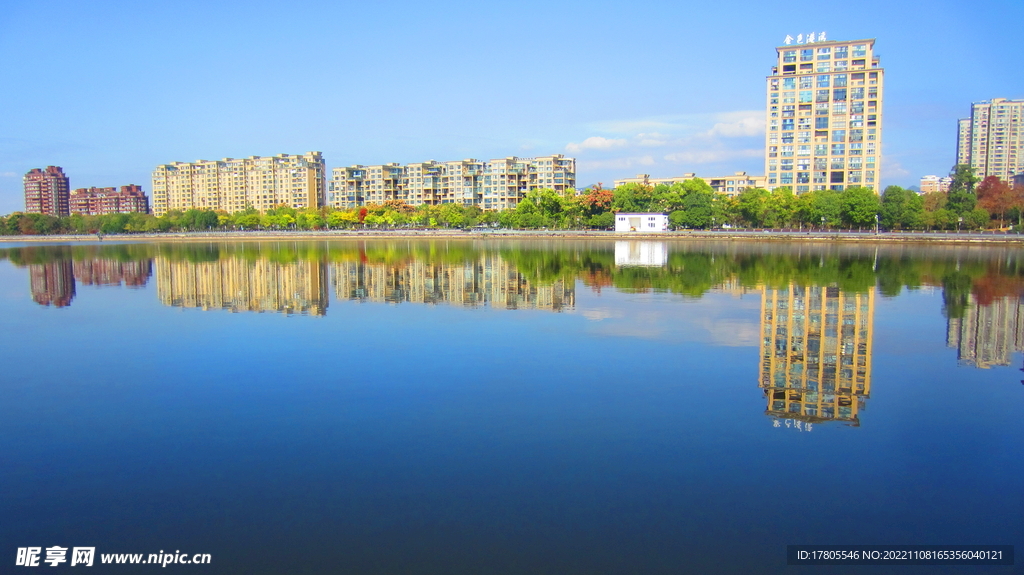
614,213,668,232
614,241,668,267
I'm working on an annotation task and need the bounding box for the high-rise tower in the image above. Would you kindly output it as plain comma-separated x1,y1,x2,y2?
765,36,884,193
24,166,71,216
956,98,1024,183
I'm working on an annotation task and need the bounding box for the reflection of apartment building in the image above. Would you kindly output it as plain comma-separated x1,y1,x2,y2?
29,261,76,307
151,152,326,216
612,172,766,197
327,155,575,210
946,295,1024,369
329,254,574,311
765,38,884,193
956,98,1024,183
759,284,874,426
73,259,152,287
24,166,71,216
69,185,150,215
155,257,328,315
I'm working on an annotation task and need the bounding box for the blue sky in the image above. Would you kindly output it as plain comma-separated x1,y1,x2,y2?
1,0,1021,214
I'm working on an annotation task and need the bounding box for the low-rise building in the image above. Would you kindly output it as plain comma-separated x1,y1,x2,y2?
69,185,149,215
919,175,952,193
613,172,766,196
614,213,669,233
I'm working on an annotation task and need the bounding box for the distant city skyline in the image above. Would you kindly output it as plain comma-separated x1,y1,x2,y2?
1,0,1022,214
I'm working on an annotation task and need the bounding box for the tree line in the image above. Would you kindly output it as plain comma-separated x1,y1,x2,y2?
2,164,1022,235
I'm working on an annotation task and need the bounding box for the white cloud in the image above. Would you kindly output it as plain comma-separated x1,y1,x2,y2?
706,112,765,137
663,148,762,164
882,159,911,180
579,156,656,171
565,136,628,153
0,172,16,177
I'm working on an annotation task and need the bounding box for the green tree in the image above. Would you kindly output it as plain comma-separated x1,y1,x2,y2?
946,164,978,215
880,185,924,230
839,186,880,228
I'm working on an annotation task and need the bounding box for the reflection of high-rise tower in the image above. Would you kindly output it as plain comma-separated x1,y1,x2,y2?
946,295,1024,369
329,253,574,311
29,261,76,307
155,258,328,315
759,285,874,426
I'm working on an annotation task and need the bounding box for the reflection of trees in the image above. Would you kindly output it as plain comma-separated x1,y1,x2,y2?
2,241,1022,317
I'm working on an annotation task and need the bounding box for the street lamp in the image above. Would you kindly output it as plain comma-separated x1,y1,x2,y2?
958,217,963,233
874,213,879,235
821,216,825,230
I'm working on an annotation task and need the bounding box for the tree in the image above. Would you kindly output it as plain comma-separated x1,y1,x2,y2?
839,186,880,228
880,185,924,230
611,183,656,213
946,164,978,215
736,187,769,227
976,176,1013,228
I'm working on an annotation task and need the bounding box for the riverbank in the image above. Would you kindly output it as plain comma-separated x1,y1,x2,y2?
1,229,1022,245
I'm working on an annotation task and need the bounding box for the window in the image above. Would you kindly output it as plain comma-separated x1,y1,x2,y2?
801,49,813,61
833,102,847,115
783,50,797,62
817,75,830,87
832,130,846,142
816,90,830,103
815,117,829,129
853,45,867,57
833,74,847,87
817,47,831,59
815,144,827,156
833,88,848,101
799,90,812,103
831,144,846,155
800,76,813,89
831,171,845,183
783,78,796,89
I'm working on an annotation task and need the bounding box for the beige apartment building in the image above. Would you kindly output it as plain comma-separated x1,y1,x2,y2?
328,155,575,210
765,37,884,193
956,98,1024,183
612,172,766,196
151,152,326,216
919,175,952,193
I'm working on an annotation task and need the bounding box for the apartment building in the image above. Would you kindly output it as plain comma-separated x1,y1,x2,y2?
69,185,149,215
24,166,71,216
765,36,884,193
612,172,766,196
919,175,952,193
956,98,1024,183
327,155,575,210
151,152,326,216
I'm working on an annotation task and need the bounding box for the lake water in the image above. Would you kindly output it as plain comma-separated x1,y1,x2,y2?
1,239,1021,574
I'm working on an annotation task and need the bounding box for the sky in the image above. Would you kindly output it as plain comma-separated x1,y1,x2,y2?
1,0,1022,214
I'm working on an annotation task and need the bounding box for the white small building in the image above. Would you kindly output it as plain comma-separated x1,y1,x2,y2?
614,213,669,232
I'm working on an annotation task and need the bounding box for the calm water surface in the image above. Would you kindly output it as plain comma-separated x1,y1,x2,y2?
1,239,1021,574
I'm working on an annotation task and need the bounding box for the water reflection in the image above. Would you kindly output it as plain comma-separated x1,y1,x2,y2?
3,241,1022,387
760,285,874,427
947,294,1024,369
156,257,328,315
615,241,668,267
330,254,574,310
